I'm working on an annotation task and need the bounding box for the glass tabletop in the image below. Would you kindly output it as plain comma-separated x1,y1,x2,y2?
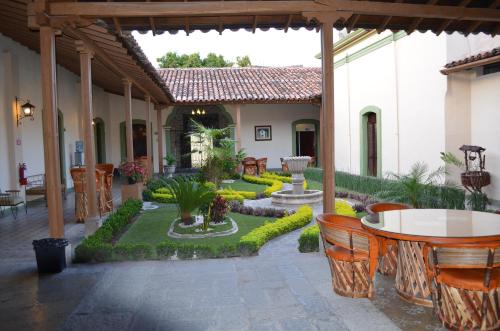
361,209,500,238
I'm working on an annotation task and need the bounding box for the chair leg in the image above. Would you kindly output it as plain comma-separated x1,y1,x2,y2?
11,206,18,220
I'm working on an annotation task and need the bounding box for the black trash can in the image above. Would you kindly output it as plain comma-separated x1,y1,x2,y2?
33,238,69,273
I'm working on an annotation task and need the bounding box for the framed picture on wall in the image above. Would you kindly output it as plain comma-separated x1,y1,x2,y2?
254,125,272,141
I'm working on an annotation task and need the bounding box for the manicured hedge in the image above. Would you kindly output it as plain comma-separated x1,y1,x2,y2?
298,200,355,253
304,168,465,209
261,172,308,189
216,188,257,201
74,199,143,262
239,205,313,255
242,175,283,197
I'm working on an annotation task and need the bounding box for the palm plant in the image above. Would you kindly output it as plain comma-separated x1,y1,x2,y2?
377,162,445,208
166,176,215,225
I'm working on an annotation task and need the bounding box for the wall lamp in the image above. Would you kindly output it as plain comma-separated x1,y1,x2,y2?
16,97,35,126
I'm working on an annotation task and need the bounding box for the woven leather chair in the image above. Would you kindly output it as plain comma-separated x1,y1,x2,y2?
366,202,411,276
280,157,289,173
242,157,257,176
423,242,500,330
70,168,106,223
96,163,114,213
317,214,379,298
256,158,267,175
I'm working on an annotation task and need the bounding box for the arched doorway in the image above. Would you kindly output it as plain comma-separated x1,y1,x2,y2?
165,105,234,169
360,106,381,177
120,119,147,161
292,119,320,166
93,117,106,163
57,110,66,186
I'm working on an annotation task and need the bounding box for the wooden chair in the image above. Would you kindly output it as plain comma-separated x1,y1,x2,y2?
366,202,411,276
242,157,257,176
25,174,67,204
96,163,114,213
70,168,107,223
0,189,26,219
256,158,267,175
423,242,500,330
280,157,289,173
317,214,379,298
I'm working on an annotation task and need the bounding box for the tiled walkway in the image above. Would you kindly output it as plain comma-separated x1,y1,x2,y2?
0,190,444,331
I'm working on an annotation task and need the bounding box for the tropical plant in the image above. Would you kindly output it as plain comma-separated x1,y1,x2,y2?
165,176,216,225
164,154,176,166
209,195,229,223
119,162,145,184
376,162,446,208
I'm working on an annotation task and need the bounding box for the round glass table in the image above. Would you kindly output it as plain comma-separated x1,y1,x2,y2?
361,209,500,306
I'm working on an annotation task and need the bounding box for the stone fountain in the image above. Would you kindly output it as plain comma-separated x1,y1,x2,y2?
271,156,323,206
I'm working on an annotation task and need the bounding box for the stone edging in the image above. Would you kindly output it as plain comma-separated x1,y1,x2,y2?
167,217,238,239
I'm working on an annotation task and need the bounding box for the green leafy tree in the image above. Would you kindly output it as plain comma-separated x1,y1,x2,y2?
236,55,252,67
157,51,235,68
203,53,233,67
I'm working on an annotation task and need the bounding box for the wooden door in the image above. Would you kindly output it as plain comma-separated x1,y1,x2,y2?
367,113,377,177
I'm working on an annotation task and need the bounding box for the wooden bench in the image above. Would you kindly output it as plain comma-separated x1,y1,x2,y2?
0,190,26,220
25,174,67,204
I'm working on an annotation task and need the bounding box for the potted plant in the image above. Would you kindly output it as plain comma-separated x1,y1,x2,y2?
163,154,176,178
119,161,145,201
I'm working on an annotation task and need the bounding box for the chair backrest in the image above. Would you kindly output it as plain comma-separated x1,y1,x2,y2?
243,157,256,164
96,163,114,175
366,202,411,214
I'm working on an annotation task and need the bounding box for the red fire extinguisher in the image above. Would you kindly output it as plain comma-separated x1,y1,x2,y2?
19,163,27,186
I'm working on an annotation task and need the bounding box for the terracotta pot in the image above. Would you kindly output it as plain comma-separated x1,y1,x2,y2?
121,182,143,202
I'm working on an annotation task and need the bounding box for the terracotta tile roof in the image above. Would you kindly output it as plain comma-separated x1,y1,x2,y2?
443,47,500,71
158,67,322,104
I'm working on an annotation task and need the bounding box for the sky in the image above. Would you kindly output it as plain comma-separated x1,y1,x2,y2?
132,28,322,68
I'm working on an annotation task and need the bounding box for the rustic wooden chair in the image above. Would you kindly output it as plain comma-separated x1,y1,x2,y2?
256,158,267,175
96,163,114,213
242,157,257,176
317,214,379,298
366,202,411,276
423,242,500,330
70,168,107,223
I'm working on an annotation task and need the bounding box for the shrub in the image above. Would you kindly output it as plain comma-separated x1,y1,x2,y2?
217,188,257,200
156,241,176,259
113,243,154,261
298,200,356,253
74,199,143,263
195,245,216,259
151,192,176,203
177,243,195,259
209,195,229,223
242,175,283,197
228,201,289,218
239,205,312,256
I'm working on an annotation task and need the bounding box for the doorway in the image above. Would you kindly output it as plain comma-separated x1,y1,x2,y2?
292,120,319,166
366,113,377,177
120,120,147,161
360,106,381,177
93,117,106,163
182,113,220,168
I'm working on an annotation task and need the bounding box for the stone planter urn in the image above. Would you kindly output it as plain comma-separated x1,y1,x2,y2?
121,182,143,202
164,165,176,178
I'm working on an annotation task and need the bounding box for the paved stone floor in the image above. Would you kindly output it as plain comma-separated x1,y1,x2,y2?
0,188,445,331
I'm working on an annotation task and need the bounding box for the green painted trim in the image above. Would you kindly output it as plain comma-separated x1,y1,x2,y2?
57,110,66,186
359,106,382,177
292,119,320,165
93,117,106,163
120,119,146,162
334,31,407,69
164,126,172,156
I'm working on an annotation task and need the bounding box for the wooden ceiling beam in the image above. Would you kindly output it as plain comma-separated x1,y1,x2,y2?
376,0,403,33
406,0,438,34
284,14,293,32
465,0,500,35
252,15,258,33
46,1,500,22
145,0,158,35
106,0,123,34
435,0,473,35
63,27,160,104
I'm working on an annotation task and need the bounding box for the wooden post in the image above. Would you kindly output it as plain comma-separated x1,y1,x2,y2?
76,41,98,220
320,20,335,214
145,95,153,178
123,79,134,162
40,26,64,238
236,104,242,151
157,108,164,174
319,104,324,169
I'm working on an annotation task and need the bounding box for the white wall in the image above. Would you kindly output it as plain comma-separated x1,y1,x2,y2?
0,33,162,192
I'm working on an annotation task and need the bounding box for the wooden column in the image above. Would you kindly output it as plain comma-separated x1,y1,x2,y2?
123,79,134,162
319,104,324,169
145,95,153,178
76,41,98,219
236,104,242,151
157,108,164,174
40,26,64,238
320,20,335,214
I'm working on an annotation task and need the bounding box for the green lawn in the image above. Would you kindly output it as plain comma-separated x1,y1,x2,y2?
118,203,276,247
221,179,267,193
307,180,362,194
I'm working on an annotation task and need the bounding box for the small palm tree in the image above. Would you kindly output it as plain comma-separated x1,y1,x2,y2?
166,176,215,225
377,162,445,208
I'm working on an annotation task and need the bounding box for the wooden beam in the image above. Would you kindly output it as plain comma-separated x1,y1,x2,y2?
76,40,99,222
320,18,335,214
145,95,153,178
436,0,473,35
347,14,360,32
123,79,134,162
63,27,160,104
157,108,164,175
376,0,403,33
284,14,293,32
465,0,500,35
40,26,65,238
145,0,158,35
407,0,438,34
252,15,258,33
47,0,500,22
